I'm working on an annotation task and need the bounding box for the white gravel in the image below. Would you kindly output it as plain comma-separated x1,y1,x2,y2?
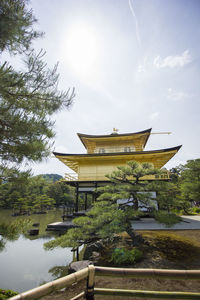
131,215,200,230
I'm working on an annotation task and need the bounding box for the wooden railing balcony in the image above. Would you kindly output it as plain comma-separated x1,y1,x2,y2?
93,147,136,153
64,172,170,182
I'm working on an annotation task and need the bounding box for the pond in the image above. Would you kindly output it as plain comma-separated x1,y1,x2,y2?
0,209,74,293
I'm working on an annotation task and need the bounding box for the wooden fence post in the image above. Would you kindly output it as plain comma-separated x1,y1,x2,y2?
86,265,95,300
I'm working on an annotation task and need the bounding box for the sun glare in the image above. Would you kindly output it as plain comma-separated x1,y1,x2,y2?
64,23,99,78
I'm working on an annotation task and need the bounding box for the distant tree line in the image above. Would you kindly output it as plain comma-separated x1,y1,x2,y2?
156,158,200,214
45,158,200,251
0,174,74,214
42,174,63,183
0,159,199,217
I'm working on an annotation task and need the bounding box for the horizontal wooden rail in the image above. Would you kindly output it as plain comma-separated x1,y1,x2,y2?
9,266,200,300
71,291,85,300
95,266,200,280
9,268,88,300
93,267,200,299
94,288,200,299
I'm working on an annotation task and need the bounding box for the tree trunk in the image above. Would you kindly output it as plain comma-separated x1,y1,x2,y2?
133,199,139,210
132,191,138,210
125,223,144,246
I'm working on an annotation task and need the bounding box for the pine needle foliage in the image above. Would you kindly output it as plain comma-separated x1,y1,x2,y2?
0,0,75,179
44,161,162,250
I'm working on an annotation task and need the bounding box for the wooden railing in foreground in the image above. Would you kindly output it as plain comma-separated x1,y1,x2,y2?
10,266,200,300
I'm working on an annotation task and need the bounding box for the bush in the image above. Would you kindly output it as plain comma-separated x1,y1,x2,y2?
111,247,142,265
171,208,185,216
0,289,18,299
154,211,181,227
191,207,200,214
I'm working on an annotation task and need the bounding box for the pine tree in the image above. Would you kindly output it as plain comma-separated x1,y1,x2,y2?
180,159,200,208
0,0,75,179
44,161,161,250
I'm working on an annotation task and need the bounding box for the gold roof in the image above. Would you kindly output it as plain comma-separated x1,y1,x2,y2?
54,145,182,173
77,128,152,152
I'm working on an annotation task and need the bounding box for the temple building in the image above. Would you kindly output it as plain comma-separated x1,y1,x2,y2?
53,128,181,211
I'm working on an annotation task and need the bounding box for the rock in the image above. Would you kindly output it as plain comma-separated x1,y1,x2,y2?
83,240,104,260
32,223,40,227
91,251,100,258
105,235,121,244
68,260,93,274
29,229,39,236
90,251,100,263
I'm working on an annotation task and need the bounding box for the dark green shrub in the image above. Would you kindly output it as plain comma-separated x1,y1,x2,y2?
111,247,142,265
0,289,18,299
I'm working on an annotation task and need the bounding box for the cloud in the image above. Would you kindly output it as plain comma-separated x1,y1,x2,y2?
154,50,191,68
128,0,142,50
137,64,146,73
167,88,190,101
135,57,149,83
150,112,160,120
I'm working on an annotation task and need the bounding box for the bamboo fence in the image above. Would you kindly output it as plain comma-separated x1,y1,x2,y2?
10,266,200,300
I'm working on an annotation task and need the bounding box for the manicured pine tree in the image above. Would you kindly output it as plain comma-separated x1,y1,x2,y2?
44,161,162,250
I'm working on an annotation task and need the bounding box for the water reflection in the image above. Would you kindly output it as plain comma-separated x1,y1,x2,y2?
48,265,69,279
0,209,73,293
0,239,6,251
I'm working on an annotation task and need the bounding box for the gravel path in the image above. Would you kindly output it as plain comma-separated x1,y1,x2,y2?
131,215,200,230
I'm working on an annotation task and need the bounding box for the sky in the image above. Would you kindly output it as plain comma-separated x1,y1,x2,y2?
26,0,200,176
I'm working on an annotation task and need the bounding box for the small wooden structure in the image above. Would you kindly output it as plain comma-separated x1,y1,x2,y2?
10,266,200,300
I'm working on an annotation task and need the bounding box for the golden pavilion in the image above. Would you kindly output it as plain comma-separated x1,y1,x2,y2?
53,128,181,211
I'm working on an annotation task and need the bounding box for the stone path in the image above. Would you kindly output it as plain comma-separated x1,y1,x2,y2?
131,215,200,230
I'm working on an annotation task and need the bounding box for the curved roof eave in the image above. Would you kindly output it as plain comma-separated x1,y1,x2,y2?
53,145,182,157
77,128,152,149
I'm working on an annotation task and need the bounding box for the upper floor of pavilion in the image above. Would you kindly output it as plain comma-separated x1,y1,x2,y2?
77,128,152,154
